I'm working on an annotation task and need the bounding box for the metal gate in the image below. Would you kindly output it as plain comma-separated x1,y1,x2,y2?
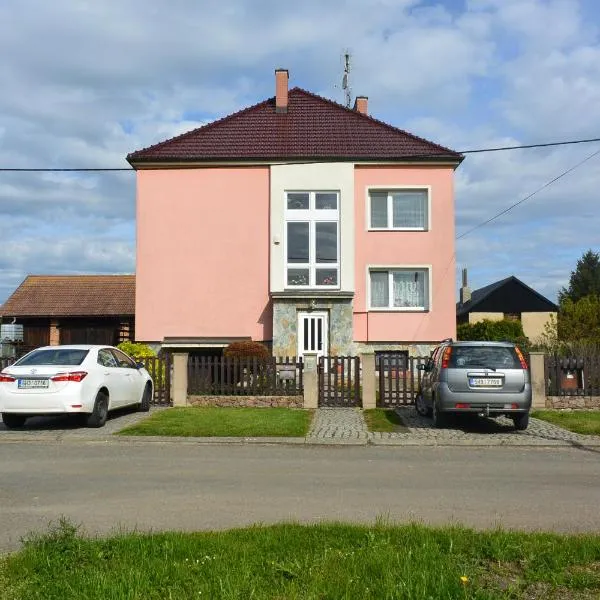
318,356,361,407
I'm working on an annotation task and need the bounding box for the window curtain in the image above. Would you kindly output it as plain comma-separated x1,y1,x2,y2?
393,271,426,307
370,272,389,307
392,191,426,228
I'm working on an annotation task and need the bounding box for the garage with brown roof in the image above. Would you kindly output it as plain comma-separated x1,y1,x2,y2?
0,275,135,353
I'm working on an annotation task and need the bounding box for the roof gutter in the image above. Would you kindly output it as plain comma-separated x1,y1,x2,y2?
127,155,464,170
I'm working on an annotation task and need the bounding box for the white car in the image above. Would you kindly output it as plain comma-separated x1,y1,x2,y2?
0,345,153,429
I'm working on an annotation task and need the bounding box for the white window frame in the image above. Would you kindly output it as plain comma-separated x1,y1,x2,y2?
284,191,340,289
367,265,432,312
366,185,431,231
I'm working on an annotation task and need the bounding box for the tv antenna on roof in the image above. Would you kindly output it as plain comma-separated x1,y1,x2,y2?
342,51,352,108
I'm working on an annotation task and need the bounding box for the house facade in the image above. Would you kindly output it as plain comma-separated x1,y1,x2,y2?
457,271,558,341
129,70,463,359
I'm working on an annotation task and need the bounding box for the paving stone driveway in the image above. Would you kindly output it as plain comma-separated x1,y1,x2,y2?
308,407,600,447
0,406,160,440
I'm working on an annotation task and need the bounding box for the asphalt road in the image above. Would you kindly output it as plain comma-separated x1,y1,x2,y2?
1,440,599,551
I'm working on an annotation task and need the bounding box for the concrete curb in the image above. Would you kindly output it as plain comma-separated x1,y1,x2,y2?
2,431,600,449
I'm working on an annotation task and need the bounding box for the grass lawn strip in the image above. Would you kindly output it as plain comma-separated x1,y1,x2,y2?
363,408,409,433
532,410,600,436
1,520,599,599
118,407,313,438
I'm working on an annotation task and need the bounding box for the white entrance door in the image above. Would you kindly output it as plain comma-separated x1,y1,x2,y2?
297,312,328,359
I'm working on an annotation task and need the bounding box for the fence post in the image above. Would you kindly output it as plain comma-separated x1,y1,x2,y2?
529,351,546,409
172,352,189,407
361,353,376,409
302,352,318,409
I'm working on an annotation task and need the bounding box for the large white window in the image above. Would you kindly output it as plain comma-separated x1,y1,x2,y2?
285,191,339,288
369,189,428,230
369,268,430,310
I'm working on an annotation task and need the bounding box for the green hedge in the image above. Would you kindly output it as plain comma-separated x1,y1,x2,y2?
457,319,530,350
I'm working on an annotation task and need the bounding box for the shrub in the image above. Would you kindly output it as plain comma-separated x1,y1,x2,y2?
457,319,530,351
223,340,270,360
117,341,157,359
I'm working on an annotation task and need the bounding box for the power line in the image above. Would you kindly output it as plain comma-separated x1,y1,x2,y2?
0,167,131,172
1,136,600,172
456,146,600,240
460,136,600,154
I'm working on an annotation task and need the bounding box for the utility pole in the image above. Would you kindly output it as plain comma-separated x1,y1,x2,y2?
342,51,352,108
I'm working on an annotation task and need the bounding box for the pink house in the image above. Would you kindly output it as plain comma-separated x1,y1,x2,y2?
127,70,463,360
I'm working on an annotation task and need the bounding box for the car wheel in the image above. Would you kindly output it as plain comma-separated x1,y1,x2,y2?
2,413,27,429
432,401,447,429
84,391,109,428
512,412,529,431
139,384,151,412
415,393,429,417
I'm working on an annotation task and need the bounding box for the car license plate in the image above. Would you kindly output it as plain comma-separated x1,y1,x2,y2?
469,377,502,387
17,379,49,389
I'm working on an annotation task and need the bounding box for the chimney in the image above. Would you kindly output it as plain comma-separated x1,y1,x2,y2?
353,96,368,115
275,68,288,113
459,268,471,305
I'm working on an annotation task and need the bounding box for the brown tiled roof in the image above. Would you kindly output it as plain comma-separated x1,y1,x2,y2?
127,88,462,164
0,275,135,317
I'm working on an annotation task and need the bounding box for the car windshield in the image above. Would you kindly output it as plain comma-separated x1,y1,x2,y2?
450,346,520,370
14,349,89,366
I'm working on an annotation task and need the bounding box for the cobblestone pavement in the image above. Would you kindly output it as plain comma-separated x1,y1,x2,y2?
308,406,600,447
308,407,369,441
0,406,164,440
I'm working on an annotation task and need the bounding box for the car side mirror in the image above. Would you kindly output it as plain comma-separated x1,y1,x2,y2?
136,361,145,369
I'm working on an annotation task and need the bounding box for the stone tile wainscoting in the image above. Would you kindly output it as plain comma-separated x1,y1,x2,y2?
188,396,303,408
545,397,600,409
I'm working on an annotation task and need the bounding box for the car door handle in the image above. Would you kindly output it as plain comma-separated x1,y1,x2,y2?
104,372,110,376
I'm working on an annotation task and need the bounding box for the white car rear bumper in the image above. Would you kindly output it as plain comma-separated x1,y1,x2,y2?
0,386,92,414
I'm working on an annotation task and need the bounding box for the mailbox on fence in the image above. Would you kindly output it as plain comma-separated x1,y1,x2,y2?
277,365,296,381
559,357,585,393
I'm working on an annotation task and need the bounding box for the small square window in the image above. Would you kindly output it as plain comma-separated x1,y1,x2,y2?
287,193,310,210
316,269,337,286
315,193,338,210
287,269,309,286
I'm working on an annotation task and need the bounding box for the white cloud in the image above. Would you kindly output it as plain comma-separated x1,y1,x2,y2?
0,0,599,309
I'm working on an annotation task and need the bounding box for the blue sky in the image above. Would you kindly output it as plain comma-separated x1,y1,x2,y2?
1,0,599,305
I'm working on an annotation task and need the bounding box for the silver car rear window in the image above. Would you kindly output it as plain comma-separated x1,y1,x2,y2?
15,349,89,366
450,346,520,369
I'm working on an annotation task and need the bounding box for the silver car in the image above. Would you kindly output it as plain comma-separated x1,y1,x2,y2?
415,341,531,430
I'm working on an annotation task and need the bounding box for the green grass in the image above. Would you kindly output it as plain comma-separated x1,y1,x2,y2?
2,519,600,599
532,409,600,436
117,407,313,437
363,408,409,433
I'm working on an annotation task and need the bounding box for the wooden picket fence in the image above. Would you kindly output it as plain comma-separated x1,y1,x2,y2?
545,355,600,396
377,355,429,406
187,356,303,396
